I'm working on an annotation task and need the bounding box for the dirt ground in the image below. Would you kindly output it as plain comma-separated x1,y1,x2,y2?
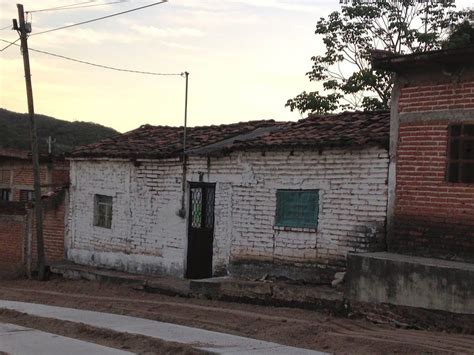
0,277,473,354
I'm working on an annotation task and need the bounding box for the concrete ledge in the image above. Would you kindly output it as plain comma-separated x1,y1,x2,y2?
229,260,340,284
345,252,474,314
399,108,474,123
51,262,344,312
190,276,344,312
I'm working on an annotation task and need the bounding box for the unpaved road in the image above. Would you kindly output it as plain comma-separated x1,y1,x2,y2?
0,278,473,354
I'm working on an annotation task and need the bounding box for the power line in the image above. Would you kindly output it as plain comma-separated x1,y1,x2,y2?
30,0,168,37
0,38,183,76
28,1,129,13
0,24,12,30
0,37,20,52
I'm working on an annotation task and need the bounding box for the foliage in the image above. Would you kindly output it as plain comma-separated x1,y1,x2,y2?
0,108,118,154
443,20,474,49
287,0,470,115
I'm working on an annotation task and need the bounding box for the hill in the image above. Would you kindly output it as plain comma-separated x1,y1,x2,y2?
0,108,119,154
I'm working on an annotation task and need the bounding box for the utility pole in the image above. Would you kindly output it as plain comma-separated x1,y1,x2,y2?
179,72,189,218
14,3,46,280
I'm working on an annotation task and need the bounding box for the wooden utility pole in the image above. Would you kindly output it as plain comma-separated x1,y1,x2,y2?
14,3,46,280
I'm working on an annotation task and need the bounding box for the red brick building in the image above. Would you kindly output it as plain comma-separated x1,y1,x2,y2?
0,148,69,202
373,46,474,262
0,149,69,276
346,46,474,315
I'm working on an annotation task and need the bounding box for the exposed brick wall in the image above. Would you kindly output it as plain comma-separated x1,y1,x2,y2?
31,195,66,265
67,148,389,281
399,81,474,113
0,158,69,202
393,116,474,260
0,213,27,277
0,195,66,276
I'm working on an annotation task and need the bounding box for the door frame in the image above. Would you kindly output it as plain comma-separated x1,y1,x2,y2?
185,182,216,279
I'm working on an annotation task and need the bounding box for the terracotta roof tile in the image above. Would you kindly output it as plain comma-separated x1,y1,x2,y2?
230,110,390,152
71,120,279,159
70,111,390,159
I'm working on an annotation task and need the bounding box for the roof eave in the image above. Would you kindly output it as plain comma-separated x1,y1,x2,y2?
372,46,474,73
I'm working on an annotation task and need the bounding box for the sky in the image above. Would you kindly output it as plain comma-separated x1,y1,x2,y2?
0,0,471,133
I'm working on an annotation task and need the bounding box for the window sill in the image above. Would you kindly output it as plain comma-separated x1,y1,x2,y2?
274,226,317,233
93,224,112,230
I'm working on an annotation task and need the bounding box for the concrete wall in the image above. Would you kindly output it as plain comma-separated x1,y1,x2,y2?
346,252,474,314
67,147,389,281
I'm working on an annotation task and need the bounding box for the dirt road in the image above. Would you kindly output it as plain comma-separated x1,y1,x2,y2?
0,278,473,354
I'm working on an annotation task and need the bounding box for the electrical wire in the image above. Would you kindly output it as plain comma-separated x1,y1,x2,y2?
0,37,20,52
0,38,183,77
30,0,168,37
27,1,96,14
28,1,129,13
0,25,12,30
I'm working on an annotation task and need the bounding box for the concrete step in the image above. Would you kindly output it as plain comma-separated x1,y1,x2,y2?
50,261,192,297
190,276,344,311
51,261,344,312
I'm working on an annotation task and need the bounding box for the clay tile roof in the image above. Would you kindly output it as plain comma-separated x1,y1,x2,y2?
71,111,390,159
70,120,279,159
230,110,390,151
0,148,30,160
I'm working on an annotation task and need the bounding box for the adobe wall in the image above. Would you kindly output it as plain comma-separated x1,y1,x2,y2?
67,147,388,282
390,71,474,261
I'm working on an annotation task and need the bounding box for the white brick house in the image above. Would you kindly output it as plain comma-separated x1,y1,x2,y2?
66,112,390,282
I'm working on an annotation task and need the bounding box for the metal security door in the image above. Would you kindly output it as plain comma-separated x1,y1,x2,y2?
186,183,215,279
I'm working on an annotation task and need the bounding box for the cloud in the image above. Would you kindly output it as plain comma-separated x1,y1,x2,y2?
228,0,326,12
129,24,204,38
30,27,142,47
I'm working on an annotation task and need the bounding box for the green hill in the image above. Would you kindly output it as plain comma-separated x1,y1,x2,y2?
0,108,119,154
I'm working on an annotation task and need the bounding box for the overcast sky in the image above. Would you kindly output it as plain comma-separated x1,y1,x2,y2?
0,0,471,132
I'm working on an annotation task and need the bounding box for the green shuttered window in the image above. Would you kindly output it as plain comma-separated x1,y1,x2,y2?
275,190,319,229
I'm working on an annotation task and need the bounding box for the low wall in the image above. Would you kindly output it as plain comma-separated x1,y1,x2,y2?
345,252,474,314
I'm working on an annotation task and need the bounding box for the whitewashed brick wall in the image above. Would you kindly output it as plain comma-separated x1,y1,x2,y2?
66,147,388,279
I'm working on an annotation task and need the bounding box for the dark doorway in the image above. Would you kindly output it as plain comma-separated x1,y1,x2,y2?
186,183,215,279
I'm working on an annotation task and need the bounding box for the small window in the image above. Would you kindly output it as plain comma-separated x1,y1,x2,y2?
275,190,319,229
447,124,474,183
0,170,10,184
19,190,35,202
0,189,11,201
94,194,113,229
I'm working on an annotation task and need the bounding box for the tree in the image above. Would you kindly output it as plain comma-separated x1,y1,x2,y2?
443,20,474,49
286,0,470,115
